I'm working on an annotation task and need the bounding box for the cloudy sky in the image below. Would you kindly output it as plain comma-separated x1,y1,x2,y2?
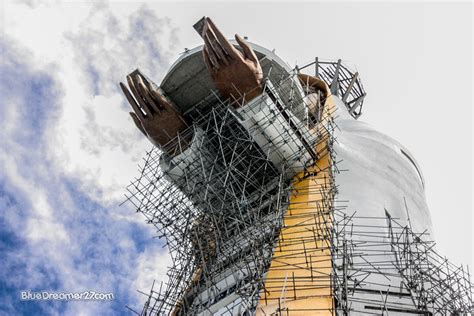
0,1,472,315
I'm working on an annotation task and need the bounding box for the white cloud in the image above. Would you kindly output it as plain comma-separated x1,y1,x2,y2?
133,246,172,303
4,1,181,204
1,2,181,314
48,4,180,203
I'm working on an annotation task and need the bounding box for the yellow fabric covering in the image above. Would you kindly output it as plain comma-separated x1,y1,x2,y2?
257,77,335,315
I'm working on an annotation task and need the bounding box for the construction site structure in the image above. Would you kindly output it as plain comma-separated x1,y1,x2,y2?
124,42,473,315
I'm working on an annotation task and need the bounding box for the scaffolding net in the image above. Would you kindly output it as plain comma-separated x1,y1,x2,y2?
124,58,472,315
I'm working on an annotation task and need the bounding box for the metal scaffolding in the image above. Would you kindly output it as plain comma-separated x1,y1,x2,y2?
124,58,472,315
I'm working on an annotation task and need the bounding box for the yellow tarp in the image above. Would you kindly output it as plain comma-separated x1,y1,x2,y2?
257,76,335,315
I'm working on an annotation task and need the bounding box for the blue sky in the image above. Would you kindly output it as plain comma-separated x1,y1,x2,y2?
1,2,173,315
0,40,161,314
1,1,472,315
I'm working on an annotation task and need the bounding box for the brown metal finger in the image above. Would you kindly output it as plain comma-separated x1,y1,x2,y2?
136,75,162,113
204,28,228,65
202,48,215,73
120,82,145,120
206,17,240,60
134,71,164,107
131,74,156,115
127,75,152,117
150,88,174,113
235,34,259,64
204,46,219,71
